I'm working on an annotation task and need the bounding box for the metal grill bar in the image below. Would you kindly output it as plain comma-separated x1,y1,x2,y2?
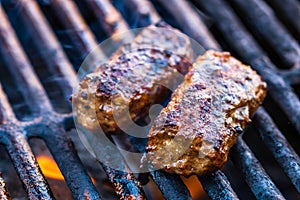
120,0,161,27
0,85,53,199
149,151,193,197
33,124,102,200
0,68,99,199
228,0,300,68
198,171,239,200
150,171,192,200
128,137,193,199
83,0,130,38
230,138,285,199
101,165,144,199
0,85,15,124
4,132,54,200
265,0,300,38
193,0,300,134
0,172,11,200
77,0,133,65
3,0,76,94
37,0,104,63
84,131,145,199
128,138,193,199
0,4,52,115
155,0,220,50
253,108,300,192
282,67,300,85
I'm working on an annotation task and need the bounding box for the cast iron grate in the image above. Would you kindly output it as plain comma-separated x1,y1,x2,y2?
0,0,299,199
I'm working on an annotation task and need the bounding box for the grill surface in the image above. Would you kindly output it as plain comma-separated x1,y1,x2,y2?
0,0,299,199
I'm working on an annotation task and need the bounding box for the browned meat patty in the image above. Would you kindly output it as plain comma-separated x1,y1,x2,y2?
146,50,267,176
72,23,193,133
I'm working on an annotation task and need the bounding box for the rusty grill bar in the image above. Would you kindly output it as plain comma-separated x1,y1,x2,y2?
0,0,299,199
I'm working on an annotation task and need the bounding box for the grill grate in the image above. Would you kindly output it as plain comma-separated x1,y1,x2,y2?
227,0,300,69
0,0,299,199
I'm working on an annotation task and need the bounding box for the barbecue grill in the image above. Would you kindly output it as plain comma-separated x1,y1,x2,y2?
0,0,299,199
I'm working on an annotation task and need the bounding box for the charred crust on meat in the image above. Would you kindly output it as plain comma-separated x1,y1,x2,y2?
147,50,267,176
72,24,193,133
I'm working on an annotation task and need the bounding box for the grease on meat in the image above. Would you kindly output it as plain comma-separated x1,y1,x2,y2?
73,23,193,133
146,50,267,176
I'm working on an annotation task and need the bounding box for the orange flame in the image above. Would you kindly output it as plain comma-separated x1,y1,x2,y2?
36,155,65,180
36,155,95,184
181,175,207,199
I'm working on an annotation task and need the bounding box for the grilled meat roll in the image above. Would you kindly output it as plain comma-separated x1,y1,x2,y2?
146,51,267,176
73,23,193,133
